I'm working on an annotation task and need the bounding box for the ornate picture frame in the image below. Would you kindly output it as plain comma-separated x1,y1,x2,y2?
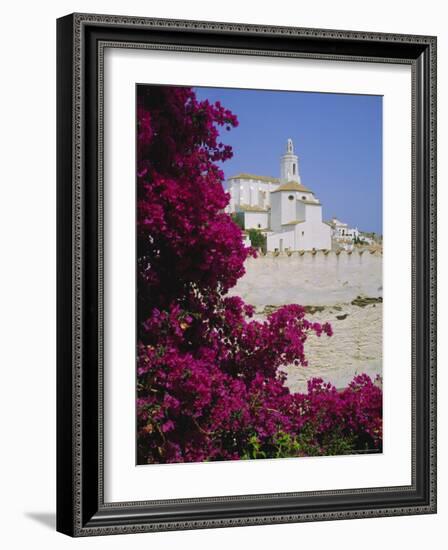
57,13,437,536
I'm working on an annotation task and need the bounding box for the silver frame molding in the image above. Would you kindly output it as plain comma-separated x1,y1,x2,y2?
57,13,437,537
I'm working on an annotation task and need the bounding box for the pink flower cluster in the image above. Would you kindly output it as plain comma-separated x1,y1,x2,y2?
137,86,248,304
136,85,382,463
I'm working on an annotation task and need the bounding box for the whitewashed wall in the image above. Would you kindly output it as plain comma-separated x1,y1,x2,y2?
228,178,276,211
295,220,332,250
230,251,382,306
269,192,282,230
279,192,297,224
244,211,269,229
304,202,322,223
266,227,296,251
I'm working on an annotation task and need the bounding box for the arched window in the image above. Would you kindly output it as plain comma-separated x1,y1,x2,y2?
288,195,294,201
293,164,296,175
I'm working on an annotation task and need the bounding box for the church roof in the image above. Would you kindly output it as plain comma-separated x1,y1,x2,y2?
301,199,321,206
271,181,313,193
238,204,269,213
228,173,280,183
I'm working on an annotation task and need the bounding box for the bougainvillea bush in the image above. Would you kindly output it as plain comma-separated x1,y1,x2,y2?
136,85,382,464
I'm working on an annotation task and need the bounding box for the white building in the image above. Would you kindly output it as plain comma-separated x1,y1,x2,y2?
326,217,360,250
227,138,332,252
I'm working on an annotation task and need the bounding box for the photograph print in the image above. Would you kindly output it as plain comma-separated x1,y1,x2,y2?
136,84,383,465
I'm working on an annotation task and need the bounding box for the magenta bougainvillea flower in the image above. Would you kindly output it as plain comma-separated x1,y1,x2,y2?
136,85,382,464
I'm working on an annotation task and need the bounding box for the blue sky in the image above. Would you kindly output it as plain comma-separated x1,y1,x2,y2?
194,87,382,234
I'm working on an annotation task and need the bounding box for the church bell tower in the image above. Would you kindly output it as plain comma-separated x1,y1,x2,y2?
280,138,301,184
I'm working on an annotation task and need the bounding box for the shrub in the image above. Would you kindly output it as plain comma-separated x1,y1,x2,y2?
247,228,267,250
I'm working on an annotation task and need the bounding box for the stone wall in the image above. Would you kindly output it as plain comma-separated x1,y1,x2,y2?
228,250,383,390
229,250,382,307
282,303,382,392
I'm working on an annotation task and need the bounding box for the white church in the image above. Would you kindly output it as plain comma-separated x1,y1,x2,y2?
227,138,332,252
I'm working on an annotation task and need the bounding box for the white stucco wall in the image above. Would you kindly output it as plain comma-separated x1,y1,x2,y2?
279,192,297,224
303,203,322,223
270,192,282,231
295,220,332,250
266,227,296,251
229,250,382,307
297,191,314,202
295,200,306,222
228,178,278,212
267,219,331,251
244,211,269,229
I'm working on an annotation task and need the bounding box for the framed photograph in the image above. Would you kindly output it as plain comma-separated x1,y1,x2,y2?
57,13,437,536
